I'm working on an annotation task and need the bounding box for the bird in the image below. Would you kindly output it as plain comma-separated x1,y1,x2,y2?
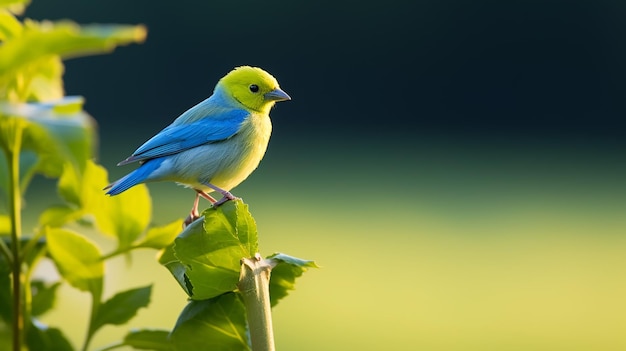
104,66,290,225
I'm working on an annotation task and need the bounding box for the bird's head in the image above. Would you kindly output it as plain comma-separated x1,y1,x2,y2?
218,66,290,114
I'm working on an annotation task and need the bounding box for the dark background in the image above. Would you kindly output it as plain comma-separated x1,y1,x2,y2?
26,0,626,146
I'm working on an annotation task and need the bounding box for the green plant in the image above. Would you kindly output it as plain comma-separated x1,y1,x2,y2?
0,1,315,351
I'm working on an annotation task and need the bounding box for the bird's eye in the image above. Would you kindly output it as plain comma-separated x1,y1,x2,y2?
249,84,259,93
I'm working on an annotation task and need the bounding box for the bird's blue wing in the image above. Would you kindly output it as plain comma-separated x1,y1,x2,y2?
118,109,248,165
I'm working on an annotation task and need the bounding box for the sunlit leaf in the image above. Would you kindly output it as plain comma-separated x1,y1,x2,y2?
136,219,183,249
158,245,192,297
0,20,146,101
90,162,151,248
38,204,79,228
0,20,147,72
31,280,61,317
171,200,258,300
266,253,318,307
170,293,249,351
26,55,64,101
46,227,103,298
61,160,151,249
0,0,29,15
0,215,8,235
122,329,173,351
25,320,74,351
21,236,45,268
215,199,258,256
91,285,151,334
0,9,23,41
0,97,95,186
171,218,233,299
22,97,94,177
99,181,151,250
56,161,80,206
0,116,37,209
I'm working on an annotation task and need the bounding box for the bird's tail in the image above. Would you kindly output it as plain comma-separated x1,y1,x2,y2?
104,158,165,195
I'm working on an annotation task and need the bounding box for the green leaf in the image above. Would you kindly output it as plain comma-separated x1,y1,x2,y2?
21,235,46,268
86,161,151,249
59,160,152,249
22,98,95,178
0,98,95,195
31,280,61,317
91,285,152,334
26,55,64,101
0,0,29,15
0,9,23,41
0,20,146,101
25,321,74,351
266,253,318,307
172,200,258,300
215,199,258,256
136,219,183,249
57,161,80,206
0,20,146,73
99,180,151,249
0,127,39,208
0,215,8,235
170,293,249,351
38,204,79,228
158,245,192,297
46,227,103,298
122,329,173,351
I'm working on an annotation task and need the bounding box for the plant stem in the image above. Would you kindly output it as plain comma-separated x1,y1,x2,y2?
6,121,24,351
81,293,100,351
237,254,275,351
94,342,125,351
0,236,12,263
99,245,136,261
23,243,47,336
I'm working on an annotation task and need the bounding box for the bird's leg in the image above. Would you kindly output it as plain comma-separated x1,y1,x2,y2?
183,190,220,227
201,182,238,207
183,192,202,227
197,190,217,203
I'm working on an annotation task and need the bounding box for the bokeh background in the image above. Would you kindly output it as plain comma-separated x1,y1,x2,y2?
21,0,626,350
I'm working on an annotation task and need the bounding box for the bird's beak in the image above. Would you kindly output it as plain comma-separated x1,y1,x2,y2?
264,88,291,102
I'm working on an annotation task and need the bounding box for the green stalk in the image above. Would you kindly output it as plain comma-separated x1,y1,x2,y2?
23,243,47,336
0,236,12,263
81,291,102,351
6,120,24,351
94,343,125,351
237,254,275,351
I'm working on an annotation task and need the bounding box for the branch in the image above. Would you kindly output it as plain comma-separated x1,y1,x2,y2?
237,254,275,351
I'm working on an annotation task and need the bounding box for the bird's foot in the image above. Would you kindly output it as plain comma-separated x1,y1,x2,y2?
183,193,202,228
212,191,238,208
183,211,200,228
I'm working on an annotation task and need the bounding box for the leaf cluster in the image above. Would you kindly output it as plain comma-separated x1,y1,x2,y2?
0,2,317,351
159,200,317,351
0,2,172,350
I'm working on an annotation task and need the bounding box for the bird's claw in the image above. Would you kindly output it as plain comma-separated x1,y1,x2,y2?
212,192,239,208
183,197,201,228
183,211,200,228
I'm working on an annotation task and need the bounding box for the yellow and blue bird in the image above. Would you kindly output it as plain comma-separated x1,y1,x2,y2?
104,66,290,224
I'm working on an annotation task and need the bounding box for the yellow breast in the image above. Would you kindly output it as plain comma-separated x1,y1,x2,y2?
209,112,272,190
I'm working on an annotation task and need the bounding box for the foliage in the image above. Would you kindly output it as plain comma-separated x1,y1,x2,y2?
0,2,315,351
159,201,317,351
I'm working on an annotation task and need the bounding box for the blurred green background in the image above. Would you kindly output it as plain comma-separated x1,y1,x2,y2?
19,0,626,350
